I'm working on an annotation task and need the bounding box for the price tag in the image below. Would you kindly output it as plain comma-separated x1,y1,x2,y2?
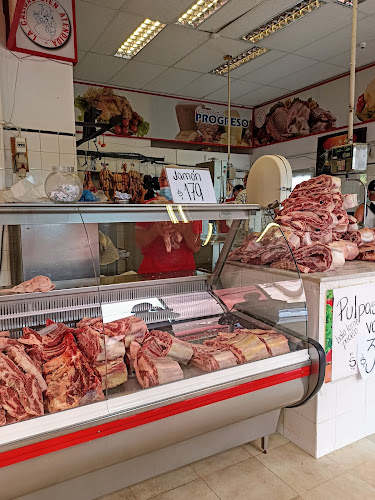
166,167,217,204
358,335,375,380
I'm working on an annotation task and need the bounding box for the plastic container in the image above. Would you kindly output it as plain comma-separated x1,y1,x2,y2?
45,166,83,204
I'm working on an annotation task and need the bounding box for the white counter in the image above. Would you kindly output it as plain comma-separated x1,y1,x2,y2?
224,261,375,457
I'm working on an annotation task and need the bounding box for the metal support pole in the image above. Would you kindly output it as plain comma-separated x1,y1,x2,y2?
348,0,358,144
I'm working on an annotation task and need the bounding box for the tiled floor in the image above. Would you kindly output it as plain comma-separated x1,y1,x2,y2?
97,433,375,500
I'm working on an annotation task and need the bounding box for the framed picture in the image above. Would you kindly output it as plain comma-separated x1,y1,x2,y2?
316,127,367,176
4,0,77,64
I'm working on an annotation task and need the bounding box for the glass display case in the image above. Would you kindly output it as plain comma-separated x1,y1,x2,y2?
0,203,325,499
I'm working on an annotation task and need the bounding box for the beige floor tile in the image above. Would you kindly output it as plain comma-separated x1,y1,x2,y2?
256,442,344,494
366,434,375,444
327,438,375,469
96,488,135,500
301,472,375,500
191,445,250,477
130,465,198,500
152,479,219,500
243,432,289,456
203,457,297,500
350,458,375,488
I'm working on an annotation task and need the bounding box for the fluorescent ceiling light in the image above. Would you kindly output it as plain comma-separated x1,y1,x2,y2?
115,19,166,59
176,0,231,28
333,0,366,6
242,0,326,44
212,47,269,75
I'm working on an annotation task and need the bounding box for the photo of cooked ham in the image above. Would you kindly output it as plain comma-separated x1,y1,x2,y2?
254,97,336,147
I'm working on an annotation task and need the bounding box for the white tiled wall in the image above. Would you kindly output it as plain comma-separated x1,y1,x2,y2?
280,273,375,458
0,226,10,287
2,129,76,188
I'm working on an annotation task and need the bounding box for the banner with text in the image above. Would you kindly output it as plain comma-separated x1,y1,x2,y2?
253,64,375,148
74,82,252,147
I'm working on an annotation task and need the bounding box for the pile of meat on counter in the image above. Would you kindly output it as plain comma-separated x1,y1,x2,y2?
0,316,290,425
228,174,375,273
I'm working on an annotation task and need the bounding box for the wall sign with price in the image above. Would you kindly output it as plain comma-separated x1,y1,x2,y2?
332,283,375,381
166,167,217,204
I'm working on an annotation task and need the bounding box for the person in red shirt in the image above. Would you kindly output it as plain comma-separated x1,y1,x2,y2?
136,168,202,274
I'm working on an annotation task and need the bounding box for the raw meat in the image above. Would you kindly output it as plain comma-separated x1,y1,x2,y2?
74,326,102,364
274,243,345,273
205,331,270,364
95,358,128,390
342,194,358,210
275,210,338,231
0,384,28,423
0,352,44,417
0,276,55,294
78,315,148,346
328,241,359,261
5,344,47,392
190,344,237,372
142,330,193,365
253,331,290,356
134,347,183,389
43,340,104,413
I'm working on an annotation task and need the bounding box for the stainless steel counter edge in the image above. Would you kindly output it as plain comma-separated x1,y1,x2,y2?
0,203,259,224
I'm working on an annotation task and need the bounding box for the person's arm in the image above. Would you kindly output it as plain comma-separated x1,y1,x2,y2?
135,222,173,249
355,204,364,223
179,223,201,253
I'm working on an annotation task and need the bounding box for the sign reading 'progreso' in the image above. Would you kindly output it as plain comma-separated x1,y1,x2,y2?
194,106,250,128
332,284,375,381
166,167,217,204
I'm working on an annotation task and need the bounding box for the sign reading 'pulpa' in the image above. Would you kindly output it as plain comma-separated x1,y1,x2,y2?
332,284,375,381
166,167,217,204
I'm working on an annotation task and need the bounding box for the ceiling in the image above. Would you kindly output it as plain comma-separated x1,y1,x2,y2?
73,0,375,107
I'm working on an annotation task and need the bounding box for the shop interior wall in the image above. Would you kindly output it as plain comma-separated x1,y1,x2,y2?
0,0,77,286
251,122,375,203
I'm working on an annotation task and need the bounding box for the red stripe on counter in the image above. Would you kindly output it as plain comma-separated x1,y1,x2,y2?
0,366,310,468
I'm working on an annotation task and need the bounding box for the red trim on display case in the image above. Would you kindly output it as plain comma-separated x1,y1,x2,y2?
0,366,310,468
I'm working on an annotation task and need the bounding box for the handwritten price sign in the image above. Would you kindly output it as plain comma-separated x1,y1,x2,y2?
166,167,217,204
332,284,375,381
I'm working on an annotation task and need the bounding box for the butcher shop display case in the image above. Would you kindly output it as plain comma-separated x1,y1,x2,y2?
0,203,325,500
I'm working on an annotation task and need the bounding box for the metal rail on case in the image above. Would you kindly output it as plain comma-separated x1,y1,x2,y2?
0,204,258,225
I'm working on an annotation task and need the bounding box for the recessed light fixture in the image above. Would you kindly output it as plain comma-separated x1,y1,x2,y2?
333,0,366,6
176,0,231,28
242,0,326,44
114,19,166,59
212,47,269,75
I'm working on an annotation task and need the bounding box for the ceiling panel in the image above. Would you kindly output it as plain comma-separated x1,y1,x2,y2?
254,4,362,52
196,0,263,33
135,25,209,66
90,11,144,56
121,0,194,23
219,0,299,39
230,49,287,78
205,80,261,101
358,0,375,14
295,25,352,61
238,54,316,85
75,0,117,52
233,86,289,106
143,68,201,93
174,37,251,72
77,50,87,63
271,61,348,91
108,61,168,88
326,38,375,68
85,0,126,10
73,53,129,84
176,73,227,98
